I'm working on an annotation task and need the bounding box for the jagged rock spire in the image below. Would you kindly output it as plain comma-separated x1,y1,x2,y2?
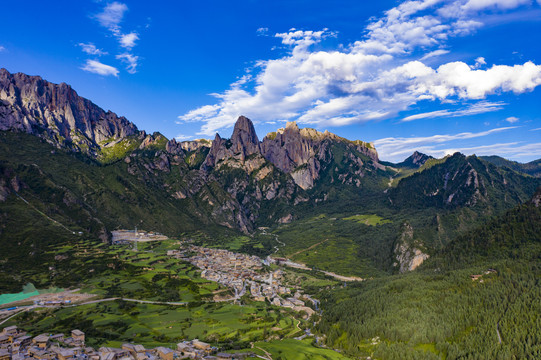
231,115,260,159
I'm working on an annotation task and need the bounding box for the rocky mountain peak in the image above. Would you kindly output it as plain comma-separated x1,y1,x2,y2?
0,68,138,155
230,115,260,159
285,121,300,131
399,151,433,168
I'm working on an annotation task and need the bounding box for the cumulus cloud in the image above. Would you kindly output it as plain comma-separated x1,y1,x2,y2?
78,43,107,56
373,126,519,161
178,0,541,136
505,116,519,123
119,32,139,49
116,53,139,74
81,60,119,77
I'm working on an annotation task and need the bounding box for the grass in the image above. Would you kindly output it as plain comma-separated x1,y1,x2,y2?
248,338,353,360
272,214,391,278
342,214,391,226
4,300,302,349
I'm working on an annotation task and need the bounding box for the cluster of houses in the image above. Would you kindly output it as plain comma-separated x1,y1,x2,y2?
168,245,315,318
0,327,252,360
0,326,85,360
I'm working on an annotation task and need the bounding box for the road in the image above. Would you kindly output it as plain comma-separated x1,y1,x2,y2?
0,297,189,326
288,238,329,257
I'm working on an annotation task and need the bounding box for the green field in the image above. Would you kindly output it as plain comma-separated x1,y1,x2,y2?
247,338,353,360
272,214,393,278
4,300,305,349
342,214,391,226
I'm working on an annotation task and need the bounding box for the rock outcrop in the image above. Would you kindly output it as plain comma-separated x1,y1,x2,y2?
203,117,382,190
0,68,138,155
393,223,429,273
532,188,541,207
398,151,433,168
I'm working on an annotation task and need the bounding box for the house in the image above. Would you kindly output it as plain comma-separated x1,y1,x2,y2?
1,326,18,336
156,346,175,360
0,336,9,346
122,343,137,356
101,352,116,360
71,330,85,344
216,353,252,360
177,343,196,358
286,297,305,307
50,333,65,343
33,334,50,348
55,347,76,360
216,353,234,359
0,349,10,360
134,344,146,353
191,339,210,351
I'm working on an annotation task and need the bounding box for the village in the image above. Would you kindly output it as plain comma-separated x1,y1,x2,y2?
0,325,253,360
167,245,316,318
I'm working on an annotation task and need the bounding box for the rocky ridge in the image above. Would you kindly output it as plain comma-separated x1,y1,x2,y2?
397,151,434,168
0,68,139,155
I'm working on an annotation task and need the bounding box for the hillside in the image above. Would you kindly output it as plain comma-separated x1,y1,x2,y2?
1,68,540,291
316,190,541,359
480,155,541,178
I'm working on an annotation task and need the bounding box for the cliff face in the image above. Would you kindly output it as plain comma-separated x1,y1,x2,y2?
0,68,138,154
393,223,429,273
0,68,389,232
260,121,380,189
202,117,382,190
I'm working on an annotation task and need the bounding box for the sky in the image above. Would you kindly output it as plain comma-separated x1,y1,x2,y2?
1,0,540,162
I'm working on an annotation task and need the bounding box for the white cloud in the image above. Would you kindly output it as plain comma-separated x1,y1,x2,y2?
373,126,519,161
95,2,128,31
402,101,505,121
178,0,541,136
530,127,541,131
0,46,6,52
473,56,486,68
119,32,139,49
257,27,269,35
420,49,450,60
462,0,531,11
86,2,141,75
78,43,107,56
116,53,139,74
81,60,119,77
175,134,194,141
506,116,519,123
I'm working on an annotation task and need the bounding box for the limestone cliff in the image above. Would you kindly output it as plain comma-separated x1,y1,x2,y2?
394,223,429,273
0,68,138,155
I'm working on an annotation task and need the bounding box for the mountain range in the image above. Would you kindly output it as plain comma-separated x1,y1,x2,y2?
1,68,540,290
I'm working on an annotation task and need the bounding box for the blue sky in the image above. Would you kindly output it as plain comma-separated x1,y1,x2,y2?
1,0,540,162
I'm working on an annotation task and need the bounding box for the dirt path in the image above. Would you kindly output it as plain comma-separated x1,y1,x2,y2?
255,346,273,360
15,192,76,235
288,238,329,258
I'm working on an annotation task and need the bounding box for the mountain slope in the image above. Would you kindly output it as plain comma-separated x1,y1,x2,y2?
480,155,541,178
0,68,139,155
